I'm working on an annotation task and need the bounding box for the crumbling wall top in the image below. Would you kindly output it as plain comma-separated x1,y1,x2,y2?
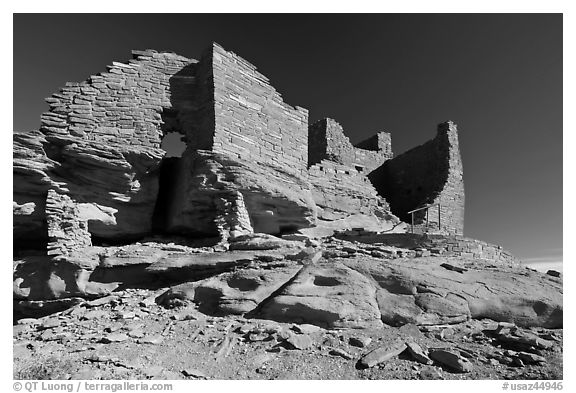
308,118,392,173
41,50,197,150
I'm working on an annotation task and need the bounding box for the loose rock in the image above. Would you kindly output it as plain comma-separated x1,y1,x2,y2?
358,340,407,369
429,348,473,373
182,368,207,379
286,334,313,350
101,332,130,344
138,335,164,345
349,335,372,348
329,348,354,360
405,342,433,365
419,365,444,380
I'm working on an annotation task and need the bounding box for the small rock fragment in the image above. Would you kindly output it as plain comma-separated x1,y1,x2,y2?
511,357,525,367
182,368,207,378
286,334,313,350
497,329,554,349
101,332,129,343
439,327,455,340
329,348,354,360
358,340,407,369
82,310,108,320
117,311,136,320
546,270,561,278
292,323,322,334
138,335,163,345
39,317,60,330
39,330,57,341
489,358,500,366
248,332,271,342
86,295,118,307
18,318,39,325
236,324,255,335
349,335,372,348
440,263,467,273
405,342,433,365
127,328,145,338
429,349,473,373
399,323,424,339
419,365,444,380
516,351,546,364
457,347,476,359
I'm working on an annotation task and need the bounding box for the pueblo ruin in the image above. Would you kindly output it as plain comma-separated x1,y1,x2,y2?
13,43,561,352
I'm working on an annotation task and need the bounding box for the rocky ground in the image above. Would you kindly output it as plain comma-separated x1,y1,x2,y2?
13,289,562,380
13,233,563,380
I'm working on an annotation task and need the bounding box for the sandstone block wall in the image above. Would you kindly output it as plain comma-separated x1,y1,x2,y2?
209,44,309,176
42,49,196,148
14,49,201,250
368,234,518,265
308,118,392,173
369,121,464,235
162,43,315,239
308,160,390,220
334,232,518,265
45,190,92,256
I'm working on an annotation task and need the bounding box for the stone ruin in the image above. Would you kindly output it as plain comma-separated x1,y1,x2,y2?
14,42,562,330
14,42,465,257
12,45,563,377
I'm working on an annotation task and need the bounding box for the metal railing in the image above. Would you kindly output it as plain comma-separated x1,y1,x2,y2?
406,203,441,234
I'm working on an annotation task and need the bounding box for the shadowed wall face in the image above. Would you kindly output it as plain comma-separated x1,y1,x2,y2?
369,121,464,234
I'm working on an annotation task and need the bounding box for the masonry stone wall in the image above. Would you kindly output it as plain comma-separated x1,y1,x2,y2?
369,121,464,235
45,190,92,257
308,118,392,173
382,234,518,265
335,232,518,265
308,160,389,220
209,44,309,176
42,50,196,148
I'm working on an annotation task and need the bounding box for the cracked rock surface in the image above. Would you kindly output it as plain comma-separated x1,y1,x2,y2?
13,233,562,380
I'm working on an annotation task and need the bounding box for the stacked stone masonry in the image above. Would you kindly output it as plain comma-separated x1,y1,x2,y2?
42,49,195,148
308,160,390,220
45,190,91,256
309,118,393,173
378,234,518,265
14,42,469,256
369,121,465,235
334,231,518,265
210,44,309,176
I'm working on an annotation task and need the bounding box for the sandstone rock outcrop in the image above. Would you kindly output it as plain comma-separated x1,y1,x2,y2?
343,256,562,328
257,263,383,329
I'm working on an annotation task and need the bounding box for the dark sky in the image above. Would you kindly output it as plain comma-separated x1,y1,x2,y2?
13,14,562,263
